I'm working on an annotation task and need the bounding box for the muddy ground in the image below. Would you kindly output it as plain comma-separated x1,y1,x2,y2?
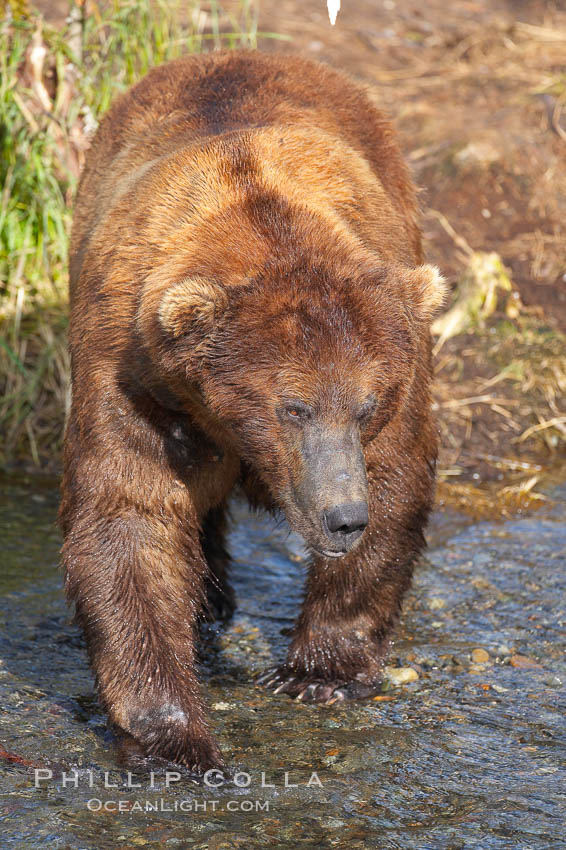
255,0,566,322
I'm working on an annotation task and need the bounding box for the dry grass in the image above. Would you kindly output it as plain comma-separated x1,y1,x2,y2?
433,283,566,518
436,474,550,520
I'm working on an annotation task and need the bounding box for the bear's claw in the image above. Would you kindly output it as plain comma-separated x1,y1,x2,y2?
255,667,380,704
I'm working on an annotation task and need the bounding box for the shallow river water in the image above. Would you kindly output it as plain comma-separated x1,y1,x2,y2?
0,472,565,849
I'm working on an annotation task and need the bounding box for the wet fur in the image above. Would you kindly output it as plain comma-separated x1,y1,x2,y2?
60,51,442,771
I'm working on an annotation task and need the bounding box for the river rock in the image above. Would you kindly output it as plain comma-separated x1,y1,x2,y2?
510,654,542,670
384,666,419,685
471,648,490,664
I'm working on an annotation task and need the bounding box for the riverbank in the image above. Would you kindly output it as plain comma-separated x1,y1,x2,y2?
1,0,564,515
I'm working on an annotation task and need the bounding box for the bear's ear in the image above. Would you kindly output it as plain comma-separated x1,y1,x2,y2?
158,276,228,340
404,264,448,322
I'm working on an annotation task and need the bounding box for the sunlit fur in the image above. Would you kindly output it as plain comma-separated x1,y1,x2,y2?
60,51,445,771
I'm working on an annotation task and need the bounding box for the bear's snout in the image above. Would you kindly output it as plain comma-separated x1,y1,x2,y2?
290,422,369,557
321,500,369,554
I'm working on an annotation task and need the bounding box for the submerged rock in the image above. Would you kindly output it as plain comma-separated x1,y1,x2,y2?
471,648,490,664
384,666,420,685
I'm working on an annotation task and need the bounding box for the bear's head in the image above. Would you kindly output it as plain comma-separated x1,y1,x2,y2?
148,260,446,558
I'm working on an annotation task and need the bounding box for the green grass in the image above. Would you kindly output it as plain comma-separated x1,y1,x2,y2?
0,0,279,468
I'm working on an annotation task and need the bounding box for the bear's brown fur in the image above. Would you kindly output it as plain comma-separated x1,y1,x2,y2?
60,50,446,772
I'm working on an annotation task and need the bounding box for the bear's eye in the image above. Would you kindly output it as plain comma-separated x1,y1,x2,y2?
280,400,313,424
356,395,378,422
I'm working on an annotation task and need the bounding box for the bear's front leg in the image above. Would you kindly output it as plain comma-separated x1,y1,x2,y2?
257,555,413,703
60,439,224,772
258,455,433,704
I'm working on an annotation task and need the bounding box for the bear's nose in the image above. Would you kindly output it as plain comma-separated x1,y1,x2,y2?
322,501,368,547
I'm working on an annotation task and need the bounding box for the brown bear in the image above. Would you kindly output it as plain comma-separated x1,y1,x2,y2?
59,50,445,773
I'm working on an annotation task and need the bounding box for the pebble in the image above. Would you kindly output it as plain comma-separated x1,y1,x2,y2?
455,140,500,168
510,654,542,670
384,666,419,685
471,648,490,664
322,818,346,828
